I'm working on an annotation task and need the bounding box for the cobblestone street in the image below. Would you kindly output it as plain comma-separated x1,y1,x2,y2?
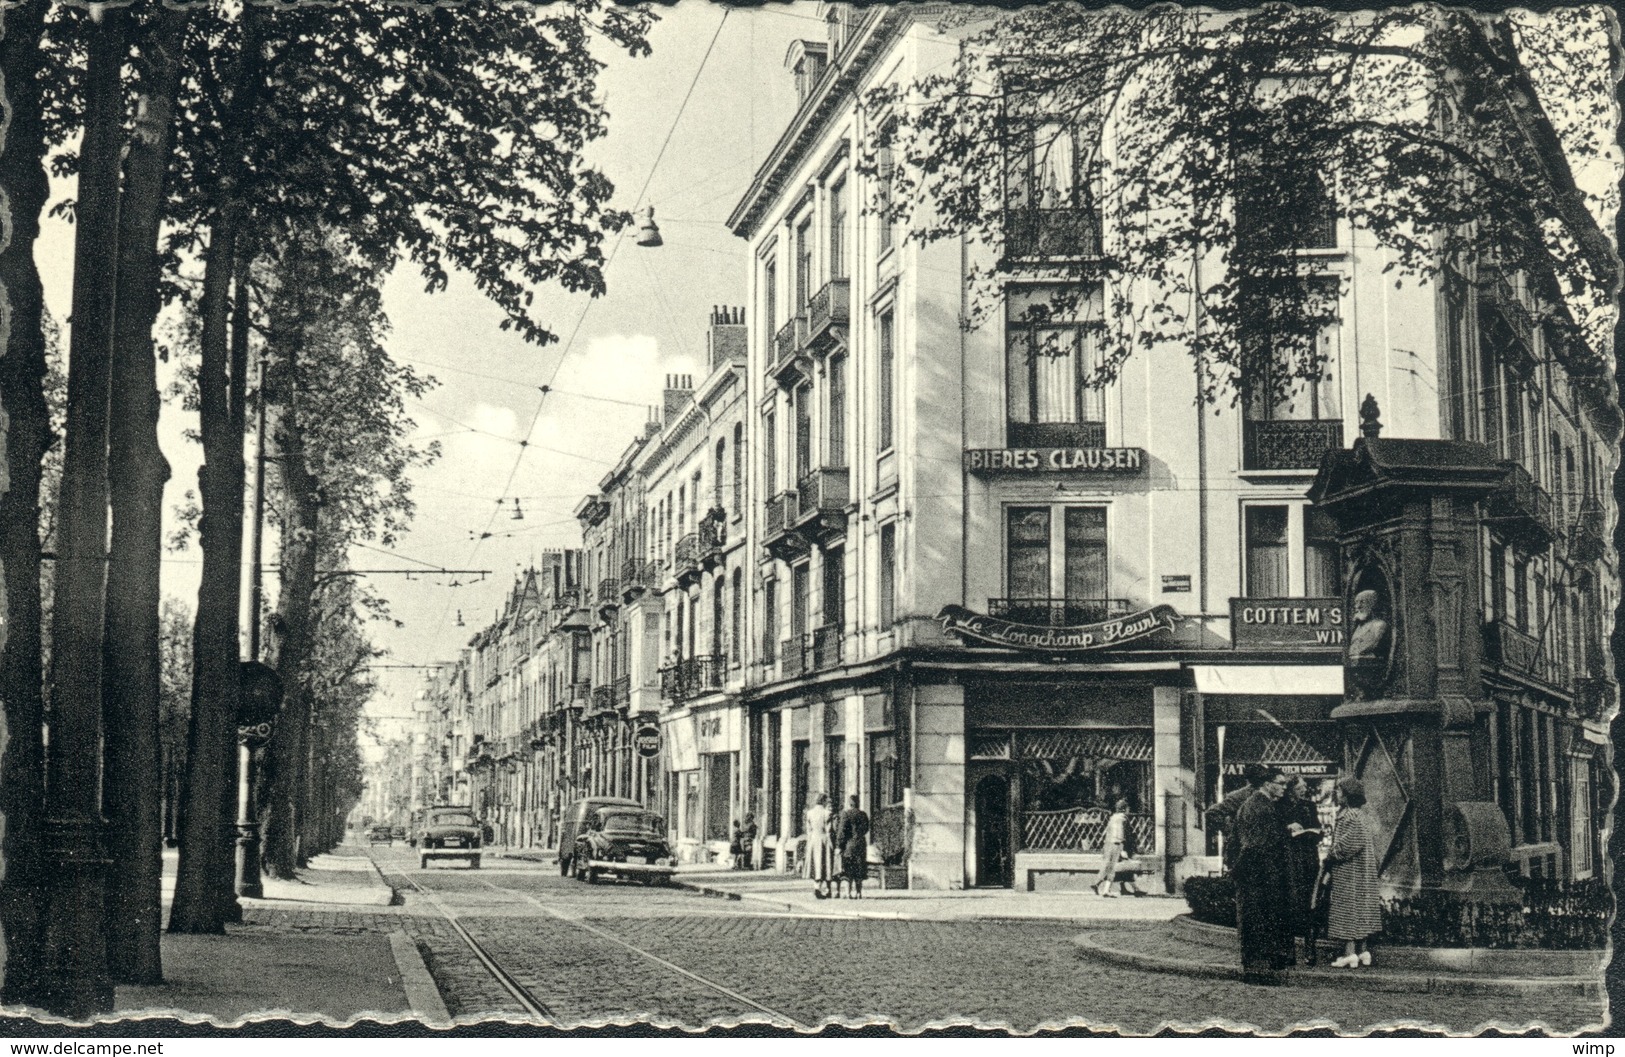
358,849,1605,1034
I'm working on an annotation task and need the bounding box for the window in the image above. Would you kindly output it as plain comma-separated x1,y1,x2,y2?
767,711,783,834
829,177,849,281
1007,119,1095,212
714,440,725,511
1244,277,1341,425
827,354,847,467
1063,508,1108,616
762,579,778,663
1488,542,1507,623
868,732,899,816
730,569,743,666
825,735,845,808
764,258,778,340
1571,758,1594,876
878,523,897,628
791,739,809,835
1006,285,1104,444
794,384,812,485
795,216,813,311
1007,507,1051,600
732,423,744,516
764,409,777,496
1513,555,1530,633
712,577,725,657
1245,506,1290,598
791,563,810,645
1444,283,1471,440
878,311,896,451
1304,506,1342,597
877,135,895,255
823,545,845,631
674,598,686,663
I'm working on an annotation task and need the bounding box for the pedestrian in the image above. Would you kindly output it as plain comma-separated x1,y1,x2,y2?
1093,799,1131,897
1279,775,1326,965
836,794,871,899
1325,777,1382,968
1206,762,1269,871
740,813,759,870
804,793,835,899
1234,767,1293,984
729,819,743,870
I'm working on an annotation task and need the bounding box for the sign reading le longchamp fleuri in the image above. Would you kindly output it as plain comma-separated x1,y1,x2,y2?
937,603,1180,652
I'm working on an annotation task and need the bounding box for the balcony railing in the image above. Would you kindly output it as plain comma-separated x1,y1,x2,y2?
1487,462,1555,550
660,654,726,704
1242,418,1343,471
764,491,807,560
1567,497,1607,564
611,675,631,709
806,278,850,351
771,316,808,383
1007,420,1105,449
596,578,620,609
797,467,850,517
1003,207,1102,259
780,639,806,679
590,685,615,714
699,509,727,554
1482,618,1561,689
568,680,591,707
675,532,702,581
550,586,582,609
807,624,844,671
988,597,1133,627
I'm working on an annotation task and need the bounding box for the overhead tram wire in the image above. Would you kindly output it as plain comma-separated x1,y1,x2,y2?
439,7,735,641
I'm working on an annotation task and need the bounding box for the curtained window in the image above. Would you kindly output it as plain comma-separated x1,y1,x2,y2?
1244,506,1289,598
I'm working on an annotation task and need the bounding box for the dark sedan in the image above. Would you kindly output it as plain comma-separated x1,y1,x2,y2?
572,808,675,885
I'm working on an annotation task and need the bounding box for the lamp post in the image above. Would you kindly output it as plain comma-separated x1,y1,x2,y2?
235,661,283,898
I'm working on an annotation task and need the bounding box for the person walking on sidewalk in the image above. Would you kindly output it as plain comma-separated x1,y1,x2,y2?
740,813,759,870
729,819,743,870
1235,768,1294,984
1093,799,1131,897
837,795,871,899
805,794,835,899
1326,777,1382,968
1279,775,1326,965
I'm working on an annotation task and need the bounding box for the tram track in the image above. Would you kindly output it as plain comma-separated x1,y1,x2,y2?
388,856,809,1029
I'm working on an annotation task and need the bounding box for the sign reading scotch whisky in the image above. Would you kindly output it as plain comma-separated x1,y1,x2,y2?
937,603,1179,652
1229,597,1345,650
963,447,1145,474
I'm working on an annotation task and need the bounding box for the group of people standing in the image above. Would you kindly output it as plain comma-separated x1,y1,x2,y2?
1209,764,1382,985
802,794,873,899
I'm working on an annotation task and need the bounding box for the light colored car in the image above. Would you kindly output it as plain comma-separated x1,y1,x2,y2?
417,806,483,869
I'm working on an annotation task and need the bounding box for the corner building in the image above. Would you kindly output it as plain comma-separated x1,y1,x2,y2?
725,5,1614,891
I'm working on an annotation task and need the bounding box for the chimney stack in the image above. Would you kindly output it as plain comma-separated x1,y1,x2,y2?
708,305,747,370
663,373,694,423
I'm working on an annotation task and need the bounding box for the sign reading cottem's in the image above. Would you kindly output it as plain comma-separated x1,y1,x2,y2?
1229,597,1345,650
964,447,1145,475
937,603,1180,652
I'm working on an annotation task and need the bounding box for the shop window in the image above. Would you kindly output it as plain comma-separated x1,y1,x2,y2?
1005,285,1105,447
1245,506,1290,597
1012,729,1153,851
867,732,899,815
878,523,897,628
704,754,732,843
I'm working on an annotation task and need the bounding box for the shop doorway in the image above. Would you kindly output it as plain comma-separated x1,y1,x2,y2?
973,773,1012,888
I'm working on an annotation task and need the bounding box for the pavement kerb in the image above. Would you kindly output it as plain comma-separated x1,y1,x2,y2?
355,848,402,905
388,929,451,1026
1071,930,1603,1000
674,878,1170,926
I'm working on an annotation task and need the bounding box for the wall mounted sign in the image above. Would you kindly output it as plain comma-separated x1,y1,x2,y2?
1161,574,1192,593
963,447,1145,474
937,603,1179,652
634,725,661,759
1230,597,1345,650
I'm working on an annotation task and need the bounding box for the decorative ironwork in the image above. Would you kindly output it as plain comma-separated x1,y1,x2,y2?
1013,728,1153,762
1568,496,1607,563
1006,421,1105,449
807,624,843,671
596,578,620,609
660,655,726,704
780,639,806,678
1574,677,1614,721
699,509,728,565
675,533,702,586
611,675,631,710
795,468,849,544
771,316,809,384
764,492,807,560
1486,462,1555,550
969,732,1011,760
806,278,850,352
1021,808,1154,851
590,685,615,714
1481,618,1560,689
1003,207,1101,258
987,597,1132,627
1242,418,1343,471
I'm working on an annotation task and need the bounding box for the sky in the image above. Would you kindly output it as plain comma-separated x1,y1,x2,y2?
29,3,1620,757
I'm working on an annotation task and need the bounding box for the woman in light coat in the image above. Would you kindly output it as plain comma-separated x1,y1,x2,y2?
1093,799,1131,897
804,793,836,899
1325,777,1383,967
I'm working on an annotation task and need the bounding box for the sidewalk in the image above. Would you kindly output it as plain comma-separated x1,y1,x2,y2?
110,842,446,1024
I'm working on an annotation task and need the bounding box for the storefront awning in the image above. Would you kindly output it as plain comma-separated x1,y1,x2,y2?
1190,665,1343,696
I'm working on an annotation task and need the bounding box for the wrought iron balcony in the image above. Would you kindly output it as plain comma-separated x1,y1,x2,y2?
795,467,849,544
590,684,615,715
611,675,631,710
764,491,807,561
770,316,809,385
1481,618,1560,689
780,638,806,679
807,624,843,671
550,586,582,609
1242,418,1343,471
988,597,1133,627
660,654,726,704
620,559,661,602
699,507,728,556
1574,677,1614,721
1486,462,1555,551
1568,497,1608,564
1007,420,1105,449
674,532,703,587
1002,207,1102,259
595,578,620,610
806,278,850,352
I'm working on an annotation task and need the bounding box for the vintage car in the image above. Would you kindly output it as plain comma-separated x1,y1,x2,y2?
367,824,394,845
417,805,483,869
571,806,676,885
557,796,641,876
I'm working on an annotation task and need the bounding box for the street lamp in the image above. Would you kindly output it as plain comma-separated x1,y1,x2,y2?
235,661,283,898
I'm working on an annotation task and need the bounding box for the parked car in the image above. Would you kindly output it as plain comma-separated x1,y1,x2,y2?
417,805,483,869
572,806,676,886
557,797,641,876
367,824,394,845
390,825,407,842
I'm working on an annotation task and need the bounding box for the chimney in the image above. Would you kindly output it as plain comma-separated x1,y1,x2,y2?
708,305,747,371
662,374,693,423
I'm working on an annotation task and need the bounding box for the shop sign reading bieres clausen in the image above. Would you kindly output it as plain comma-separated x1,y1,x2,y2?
963,447,1145,474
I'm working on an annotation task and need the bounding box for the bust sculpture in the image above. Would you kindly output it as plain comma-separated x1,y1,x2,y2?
1345,587,1393,701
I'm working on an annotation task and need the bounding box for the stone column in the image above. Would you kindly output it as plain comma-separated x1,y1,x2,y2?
1151,685,1184,894
908,678,965,890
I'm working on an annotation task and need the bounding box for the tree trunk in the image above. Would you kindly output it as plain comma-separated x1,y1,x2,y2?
169,2,262,934
39,8,127,1016
0,0,54,1009
102,5,189,986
